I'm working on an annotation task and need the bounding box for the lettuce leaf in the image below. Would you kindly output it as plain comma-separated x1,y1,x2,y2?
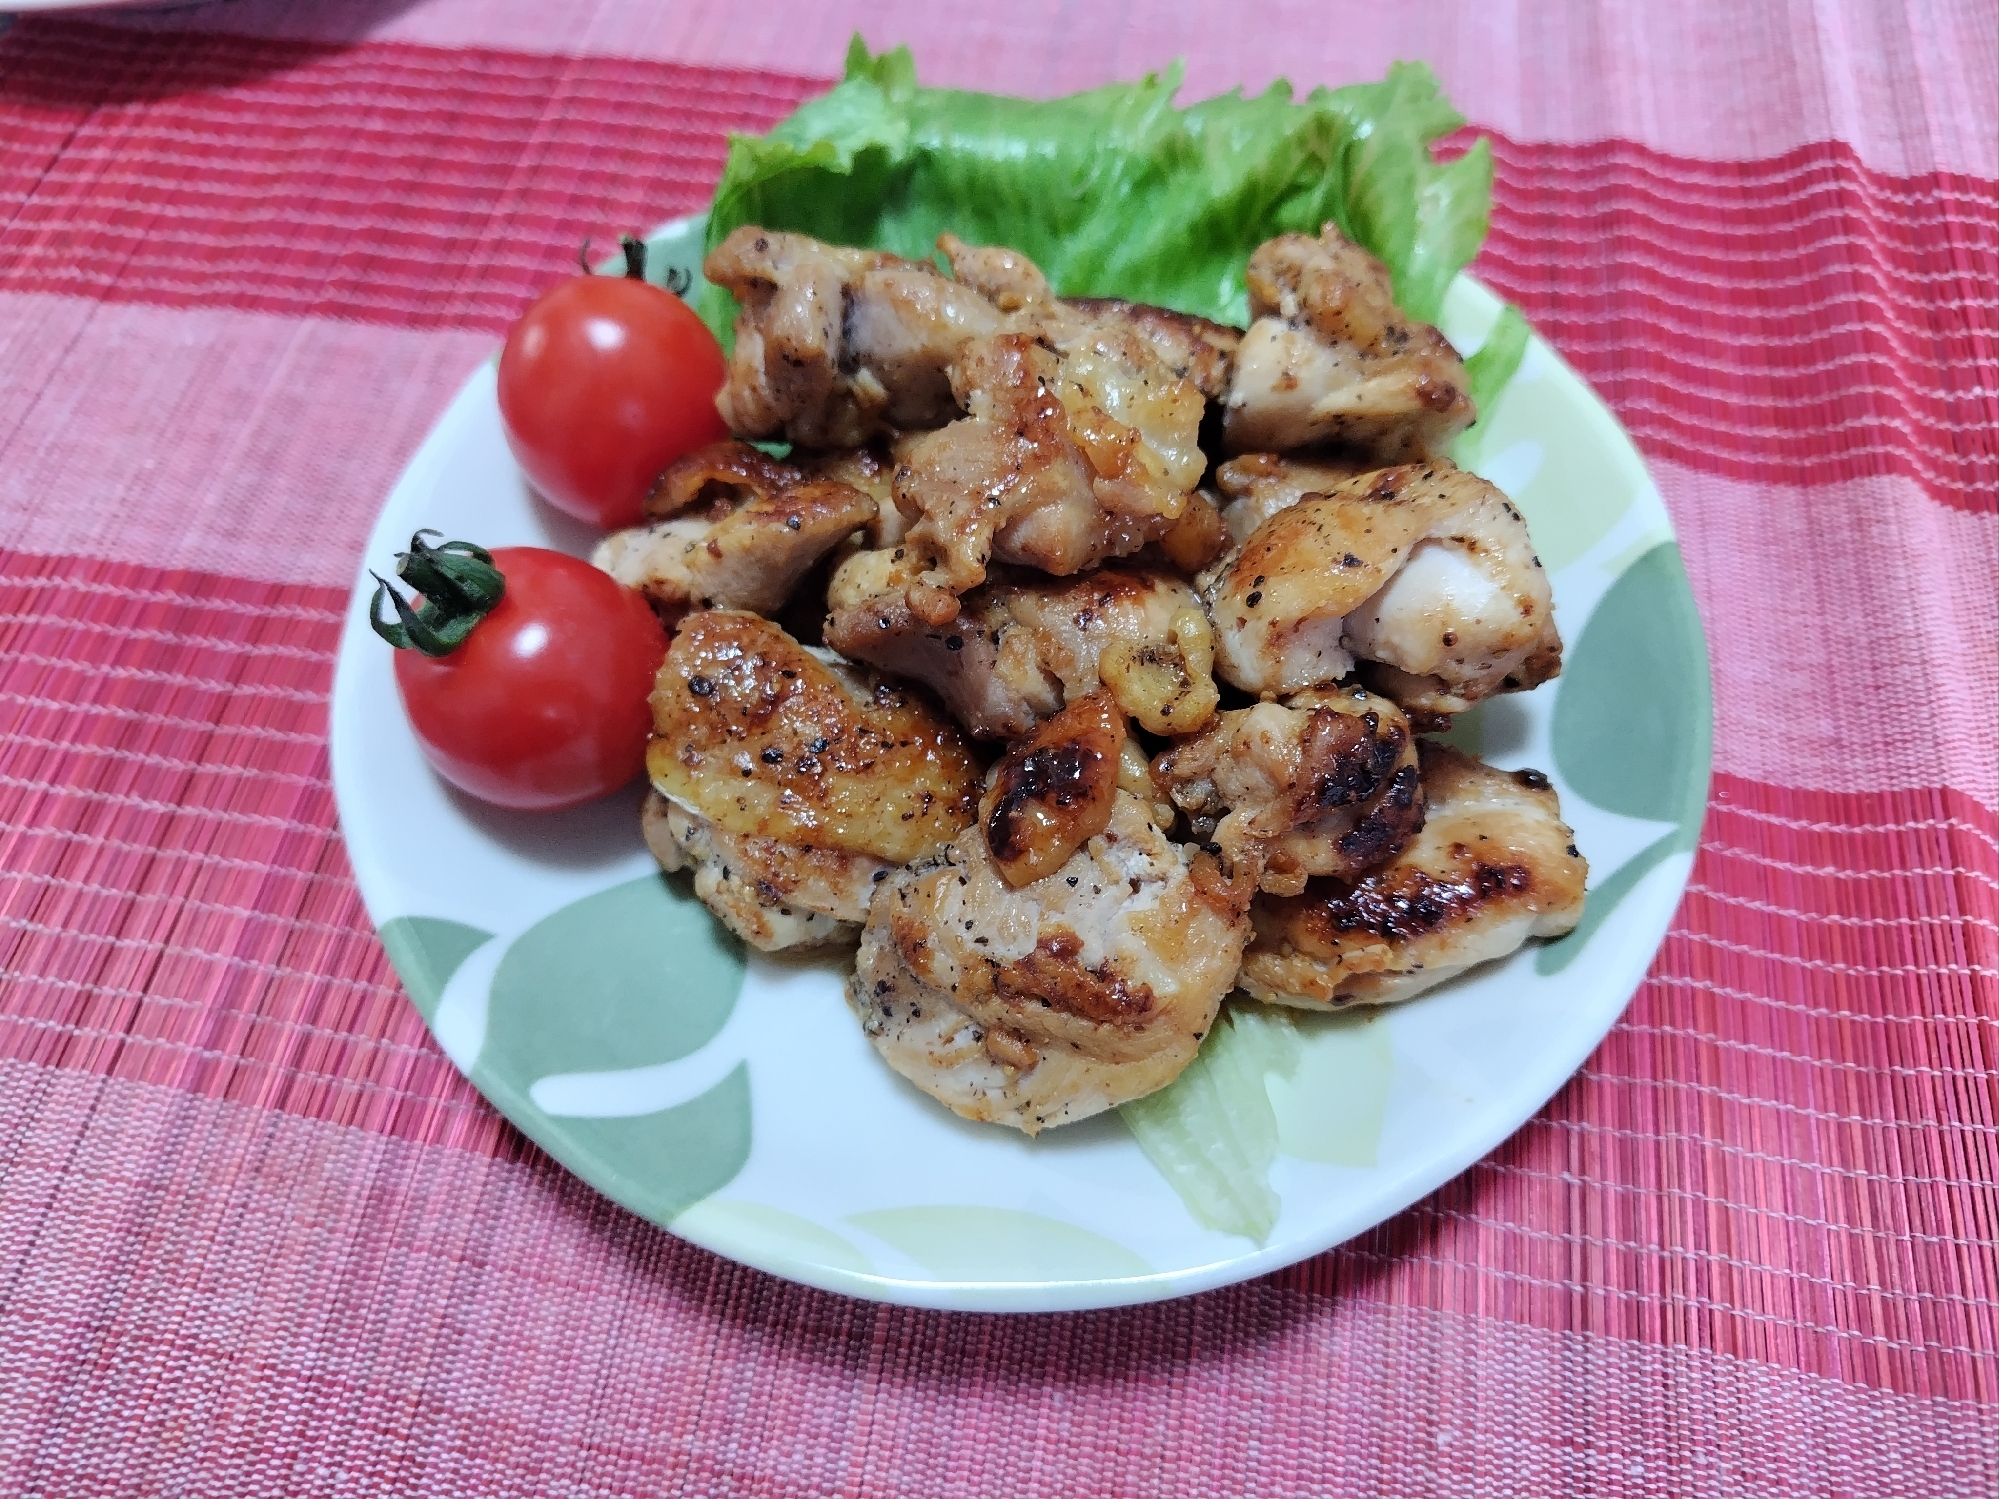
1118,1004,1302,1242
700,39,1499,337
1461,303,1531,438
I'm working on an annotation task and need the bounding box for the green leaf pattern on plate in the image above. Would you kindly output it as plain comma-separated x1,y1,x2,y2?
1270,1009,1396,1168
469,874,756,1223
482,874,745,1081
512,1064,754,1223
848,1207,1154,1282
376,915,493,1023
1538,542,1713,972
673,1199,877,1276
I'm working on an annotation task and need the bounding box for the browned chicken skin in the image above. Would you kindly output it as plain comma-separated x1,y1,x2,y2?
643,788,893,950
802,442,908,547
1202,459,1561,711
594,442,877,625
849,790,1253,1133
895,329,1205,600
704,228,1008,447
645,611,981,949
1152,684,1423,895
936,233,1242,400
1212,452,1369,546
979,690,1126,887
1223,225,1473,461
1238,744,1586,1008
1063,298,1241,401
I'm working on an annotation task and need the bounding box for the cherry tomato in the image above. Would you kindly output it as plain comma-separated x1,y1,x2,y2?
498,259,729,531
389,546,667,811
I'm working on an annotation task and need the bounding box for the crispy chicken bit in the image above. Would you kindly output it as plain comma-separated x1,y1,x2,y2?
1153,685,1422,895
1155,489,1232,573
1238,744,1586,1009
647,611,980,872
981,568,1213,728
1097,607,1220,736
643,789,890,950
1118,734,1179,828
824,561,1217,739
935,235,1052,313
1223,226,1473,460
848,791,1253,1133
705,227,1007,447
801,442,909,547
896,327,1205,598
1202,459,1560,709
643,440,803,519
980,691,1124,887
593,442,876,622
1213,452,1368,546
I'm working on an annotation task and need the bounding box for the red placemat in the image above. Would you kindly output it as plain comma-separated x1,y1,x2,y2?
1,3,1994,1494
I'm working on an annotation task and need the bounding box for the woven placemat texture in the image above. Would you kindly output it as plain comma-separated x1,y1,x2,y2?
0,3,1993,1494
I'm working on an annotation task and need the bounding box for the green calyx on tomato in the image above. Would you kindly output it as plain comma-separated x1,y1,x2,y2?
369,530,507,657
576,233,693,298
379,542,669,811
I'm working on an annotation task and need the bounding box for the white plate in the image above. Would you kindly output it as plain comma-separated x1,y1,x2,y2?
330,216,1710,1312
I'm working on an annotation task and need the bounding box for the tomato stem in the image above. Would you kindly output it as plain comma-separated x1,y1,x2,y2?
368,531,507,657
572,233,691,295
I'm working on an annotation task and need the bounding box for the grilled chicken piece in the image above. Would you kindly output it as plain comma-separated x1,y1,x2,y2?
896,328,1207,599
822,543,1049,736
1213,453,1368,545
643,789,891,949
1223,226,1473,460
1152,684,1422,895
938,234,1241,399
979,691,1125,887
1202,460,1560,710
848,790,1253,1133
1238,744,1586,1009
705,228,1008,447
709,227,1242,454
825,560,1217,739
645,611,981,949
593,442,876,623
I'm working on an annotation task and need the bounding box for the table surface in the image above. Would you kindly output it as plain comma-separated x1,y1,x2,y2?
0,2,1994,1494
